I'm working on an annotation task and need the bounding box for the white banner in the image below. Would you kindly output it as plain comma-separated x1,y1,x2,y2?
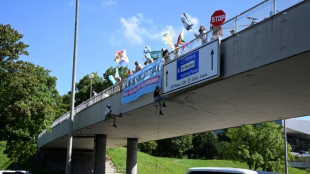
163,39,220,94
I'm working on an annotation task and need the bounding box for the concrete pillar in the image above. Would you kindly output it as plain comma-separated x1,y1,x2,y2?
95,134,107,174
126,138,138,174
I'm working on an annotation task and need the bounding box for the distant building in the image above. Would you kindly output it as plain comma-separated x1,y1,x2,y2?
279,119,310,153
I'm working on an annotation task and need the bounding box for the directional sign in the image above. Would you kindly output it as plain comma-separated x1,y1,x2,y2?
211,10,226,27
163,39,220,94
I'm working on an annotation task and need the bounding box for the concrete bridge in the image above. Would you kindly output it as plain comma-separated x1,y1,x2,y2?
37,1,310,173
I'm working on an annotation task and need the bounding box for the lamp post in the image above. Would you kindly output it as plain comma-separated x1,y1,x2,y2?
89,73,94,98
66,0,79,173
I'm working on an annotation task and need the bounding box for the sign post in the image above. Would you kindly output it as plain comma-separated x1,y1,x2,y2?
211,10,226,27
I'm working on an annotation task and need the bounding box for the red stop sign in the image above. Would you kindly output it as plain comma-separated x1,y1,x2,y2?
211,10,226,27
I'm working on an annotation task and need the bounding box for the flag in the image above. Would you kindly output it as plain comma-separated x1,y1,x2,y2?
108,75,116,85
181,13,193,31
143,46,151,54
114,50,129,65
162,31,175,50
148,51,162,60
177,30,186,45
180,41,192,53
115,68,119,78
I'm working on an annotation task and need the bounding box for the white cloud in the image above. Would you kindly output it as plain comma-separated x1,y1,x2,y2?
119,13,163,45
110,13,200,46
101,0,116,6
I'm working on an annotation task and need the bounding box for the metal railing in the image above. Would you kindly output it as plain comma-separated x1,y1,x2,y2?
37,80,125,138
37,0,303,139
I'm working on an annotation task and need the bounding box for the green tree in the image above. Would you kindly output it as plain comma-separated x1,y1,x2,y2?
255,122,294,172
0,24,59,162
63,66,129,108
156,135,193,158
192,131,219,159
0,24,29,64
220,125,257,169
74,72,105,106
220,122,294,173
138,141,157,155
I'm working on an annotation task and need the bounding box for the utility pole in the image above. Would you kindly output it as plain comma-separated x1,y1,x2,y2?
66,0,79,173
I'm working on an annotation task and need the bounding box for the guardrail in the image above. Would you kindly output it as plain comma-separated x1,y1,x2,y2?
37,0,303,139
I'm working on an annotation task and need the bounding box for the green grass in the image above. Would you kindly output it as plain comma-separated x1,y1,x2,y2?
0,141,13,170
107,147,309,174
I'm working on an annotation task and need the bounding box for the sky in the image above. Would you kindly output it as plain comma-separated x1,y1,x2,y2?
1,0,309,120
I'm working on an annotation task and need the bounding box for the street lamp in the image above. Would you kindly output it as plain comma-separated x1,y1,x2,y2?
89,73,94,98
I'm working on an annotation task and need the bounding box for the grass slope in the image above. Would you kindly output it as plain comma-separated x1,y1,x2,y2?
108,147,309,174
0,141,12,169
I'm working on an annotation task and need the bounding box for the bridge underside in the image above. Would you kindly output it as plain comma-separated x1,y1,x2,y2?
41,50,310,150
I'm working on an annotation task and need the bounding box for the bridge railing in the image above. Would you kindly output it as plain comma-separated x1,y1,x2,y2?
37,0,303,140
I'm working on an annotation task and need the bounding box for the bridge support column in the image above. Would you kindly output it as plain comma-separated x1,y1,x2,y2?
94,134,107,174
126,138,138,174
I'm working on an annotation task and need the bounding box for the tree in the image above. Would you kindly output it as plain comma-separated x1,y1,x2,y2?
61,66,129,109
0,24,29,64
74,72,105,106
220,122,294,173
138,141,157,155
155,135,193,158
255,122,294,172
192,131,219,159
0,24,59,162
220,125,257,169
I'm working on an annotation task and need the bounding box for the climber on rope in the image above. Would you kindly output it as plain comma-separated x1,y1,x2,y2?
105,104,122,128
154,86,167,115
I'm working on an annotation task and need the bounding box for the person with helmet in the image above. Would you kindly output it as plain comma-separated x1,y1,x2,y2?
105,104,122,128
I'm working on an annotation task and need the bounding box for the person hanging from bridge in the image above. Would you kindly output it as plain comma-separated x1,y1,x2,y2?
154,86,167,115
105,104,122,128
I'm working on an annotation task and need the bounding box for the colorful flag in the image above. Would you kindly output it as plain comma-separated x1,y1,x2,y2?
177,30,186,45
143,46,151,54
114,50,129,65
181,13,193,31
162,31,175,50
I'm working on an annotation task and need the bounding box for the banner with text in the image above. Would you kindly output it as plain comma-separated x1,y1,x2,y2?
163,39,220,94
122,59,163,104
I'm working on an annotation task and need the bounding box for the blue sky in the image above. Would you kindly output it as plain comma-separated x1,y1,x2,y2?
1,0,266,95
1,0,309,120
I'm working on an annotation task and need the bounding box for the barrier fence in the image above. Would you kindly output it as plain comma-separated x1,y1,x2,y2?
38,0,303,139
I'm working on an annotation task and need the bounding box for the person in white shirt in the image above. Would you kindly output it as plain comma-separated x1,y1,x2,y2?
105,104,122,128
195,25,208,44
92,90,97,96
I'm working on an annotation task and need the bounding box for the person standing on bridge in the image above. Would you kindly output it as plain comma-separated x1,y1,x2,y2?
105,104,122,128
194,25,208,44
154,86,167,115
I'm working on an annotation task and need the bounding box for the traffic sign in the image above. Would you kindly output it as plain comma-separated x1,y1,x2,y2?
163,39,220,94
211,10,226,27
